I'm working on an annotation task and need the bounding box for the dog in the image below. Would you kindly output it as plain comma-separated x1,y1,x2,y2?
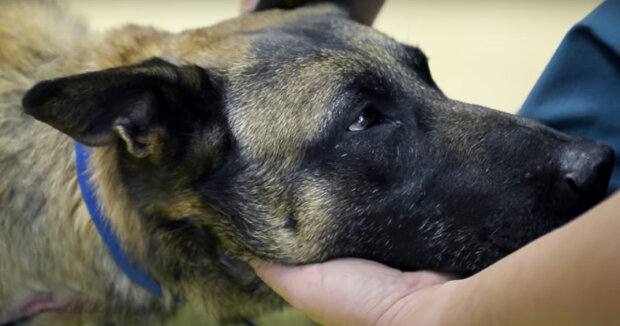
0,0,614,325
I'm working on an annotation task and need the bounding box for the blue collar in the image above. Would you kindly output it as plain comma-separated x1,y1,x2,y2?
74,142,165,298
75,142,256,326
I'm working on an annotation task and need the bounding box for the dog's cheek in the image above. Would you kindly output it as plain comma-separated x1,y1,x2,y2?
287,176,338,260
242,176,339,263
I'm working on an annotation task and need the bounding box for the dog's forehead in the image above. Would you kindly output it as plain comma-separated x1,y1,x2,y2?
218,12,410,166
246,11,408,70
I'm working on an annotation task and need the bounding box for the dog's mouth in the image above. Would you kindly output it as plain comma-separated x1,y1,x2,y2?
326,139,615,277
474,140,615,274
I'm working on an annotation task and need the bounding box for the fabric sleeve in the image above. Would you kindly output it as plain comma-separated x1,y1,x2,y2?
518,0,620,193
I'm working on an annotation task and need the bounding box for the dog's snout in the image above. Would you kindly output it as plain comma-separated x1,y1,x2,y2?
559,140,615,196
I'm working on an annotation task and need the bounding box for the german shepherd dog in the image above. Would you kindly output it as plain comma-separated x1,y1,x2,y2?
0,0,614,324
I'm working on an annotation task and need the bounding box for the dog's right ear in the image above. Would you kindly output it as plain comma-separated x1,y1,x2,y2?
247,0,384,25
22,58,222,158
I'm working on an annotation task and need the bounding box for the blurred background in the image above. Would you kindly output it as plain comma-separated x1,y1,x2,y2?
65,0,603,114
61,0,603,324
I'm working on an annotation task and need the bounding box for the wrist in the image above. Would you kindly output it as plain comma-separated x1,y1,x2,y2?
374,278,470,326
433,278,478,326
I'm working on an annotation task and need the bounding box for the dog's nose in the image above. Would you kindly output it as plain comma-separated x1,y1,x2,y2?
559,140,615,196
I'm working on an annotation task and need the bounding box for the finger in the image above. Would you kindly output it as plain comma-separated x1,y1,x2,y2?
401,270,456,290
341,0,385,25
239,0,259,15
251,259,454,326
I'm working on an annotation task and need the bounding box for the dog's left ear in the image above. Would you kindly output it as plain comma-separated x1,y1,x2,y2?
22,58,222,158
247,0,384,25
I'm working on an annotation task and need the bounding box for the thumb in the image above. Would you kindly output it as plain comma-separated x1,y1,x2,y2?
251,259,452,326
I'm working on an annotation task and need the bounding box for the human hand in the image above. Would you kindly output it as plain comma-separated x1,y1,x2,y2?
239,0,384,25
239,0,259,15
251,259,456,326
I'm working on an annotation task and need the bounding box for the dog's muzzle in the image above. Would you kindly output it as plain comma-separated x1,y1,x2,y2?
558,138,615,198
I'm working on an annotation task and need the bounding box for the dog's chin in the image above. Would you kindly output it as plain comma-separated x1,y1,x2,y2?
386,198,610,277
458,194,611,276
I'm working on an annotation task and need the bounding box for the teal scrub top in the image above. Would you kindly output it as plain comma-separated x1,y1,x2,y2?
519,0,620,194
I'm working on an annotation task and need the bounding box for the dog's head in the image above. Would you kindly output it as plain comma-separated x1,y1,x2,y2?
22,1,614,275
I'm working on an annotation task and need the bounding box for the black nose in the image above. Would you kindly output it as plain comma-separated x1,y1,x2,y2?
560,140,615,197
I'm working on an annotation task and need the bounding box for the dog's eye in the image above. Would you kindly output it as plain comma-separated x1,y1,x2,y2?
348,107,382,131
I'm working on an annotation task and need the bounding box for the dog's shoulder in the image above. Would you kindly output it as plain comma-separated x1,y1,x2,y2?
0,0,90,80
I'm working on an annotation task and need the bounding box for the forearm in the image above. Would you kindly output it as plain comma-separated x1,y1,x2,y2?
389,192,620,326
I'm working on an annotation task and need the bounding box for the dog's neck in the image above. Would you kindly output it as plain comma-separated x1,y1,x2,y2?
85,143,268,310
75,143,165,298
88,146,153,263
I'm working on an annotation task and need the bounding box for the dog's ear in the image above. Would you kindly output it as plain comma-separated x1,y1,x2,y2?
248,0,383,25
22,58,221,158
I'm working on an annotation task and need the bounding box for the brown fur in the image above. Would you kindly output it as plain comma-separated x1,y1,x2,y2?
1,0,614,325
0,1,296,324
